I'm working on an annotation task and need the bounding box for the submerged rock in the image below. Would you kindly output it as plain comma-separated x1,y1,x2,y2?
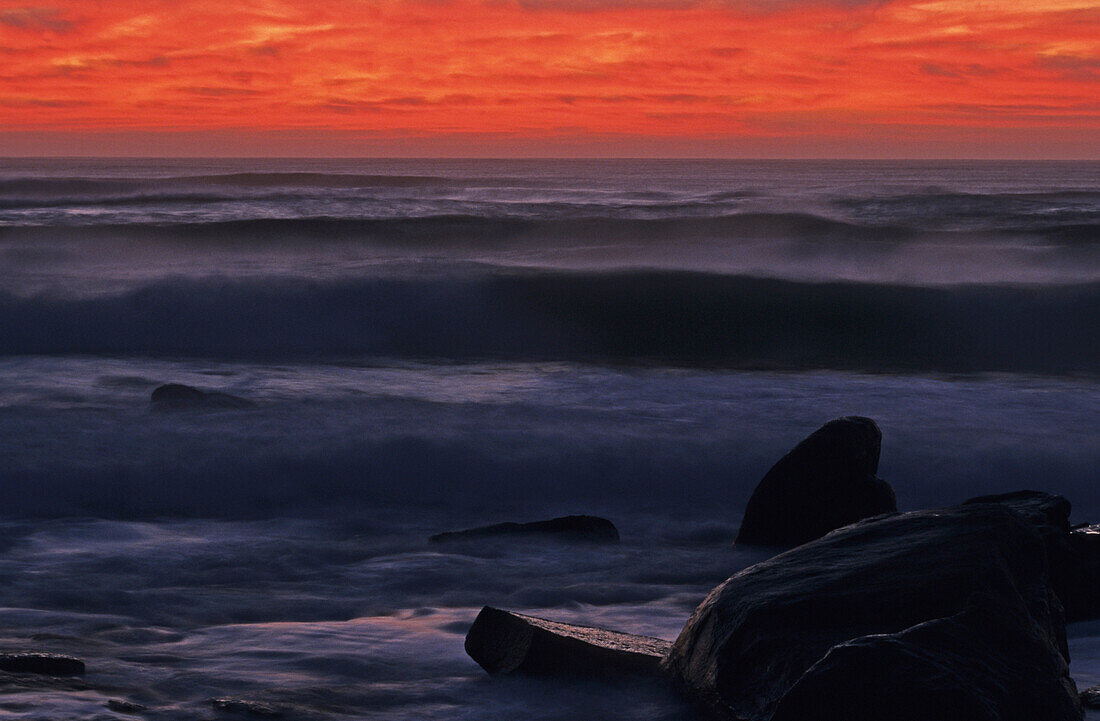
430,515,619,544
770,593,1081,721
465,606,669,677
664,503,1079,721
210,698,282,718
734,416,896,548
151,383,255,410
0,653,84,676
0,670,89,692
107,699,147,714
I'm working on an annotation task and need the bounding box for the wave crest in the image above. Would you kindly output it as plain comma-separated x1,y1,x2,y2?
1,272,1096,375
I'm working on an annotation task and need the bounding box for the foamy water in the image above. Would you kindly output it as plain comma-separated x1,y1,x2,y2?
0,159,1097,718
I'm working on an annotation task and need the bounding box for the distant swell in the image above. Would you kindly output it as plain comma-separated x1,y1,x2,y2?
0,173,467,195
0,213,920,243
1,272,1097,375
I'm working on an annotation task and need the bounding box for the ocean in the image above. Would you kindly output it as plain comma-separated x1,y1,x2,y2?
0,158,1097,719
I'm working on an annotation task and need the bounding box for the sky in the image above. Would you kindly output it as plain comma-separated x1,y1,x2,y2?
0,0,1097,157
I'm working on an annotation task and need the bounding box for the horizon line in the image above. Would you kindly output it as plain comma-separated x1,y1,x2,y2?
2,156,1097,162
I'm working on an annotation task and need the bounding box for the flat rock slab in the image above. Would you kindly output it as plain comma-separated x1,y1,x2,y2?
465,606,669,677
0,653,84,676
430,515,619,544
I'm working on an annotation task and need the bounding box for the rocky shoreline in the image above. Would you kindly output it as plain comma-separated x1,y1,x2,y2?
464,418,1100,720
5,416,1099,719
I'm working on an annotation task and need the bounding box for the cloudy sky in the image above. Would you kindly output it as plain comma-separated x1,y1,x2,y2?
0,0,1097,156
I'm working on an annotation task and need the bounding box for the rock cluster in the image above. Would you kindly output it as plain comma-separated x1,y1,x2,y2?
464,417,1097,721
663,501,1079,720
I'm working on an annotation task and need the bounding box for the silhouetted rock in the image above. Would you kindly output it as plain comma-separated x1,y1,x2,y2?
964,490,1100,623
151,383,255,410
1068,527,1100,622
465,606,669,677
210,698,282,717
0,653,84,676
734,416,896,548
664,504,1077,721
769,593,1081,721
1080,685,1100,708
430,515,619,544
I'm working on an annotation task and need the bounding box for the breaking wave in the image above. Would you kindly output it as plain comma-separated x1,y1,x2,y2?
1,272,1096,375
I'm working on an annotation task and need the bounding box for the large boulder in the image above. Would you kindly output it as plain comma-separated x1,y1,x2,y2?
734,416,896,548
769,593,1081,721
430,515,619,545
1067,526,1100,621
964,491,1100,623
664,503,1079,721
465,607,669,677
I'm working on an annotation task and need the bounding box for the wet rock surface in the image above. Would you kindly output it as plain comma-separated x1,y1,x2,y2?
964,490,1100,623
733,416,896,548
465,606,670,677
769,593,1081,721
664,503,1078,721
430,515,619,544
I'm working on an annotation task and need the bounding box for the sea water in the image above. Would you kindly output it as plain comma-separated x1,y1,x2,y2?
0,159,1097,719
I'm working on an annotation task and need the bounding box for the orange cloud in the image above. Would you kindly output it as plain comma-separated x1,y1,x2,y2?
0,0,1096,155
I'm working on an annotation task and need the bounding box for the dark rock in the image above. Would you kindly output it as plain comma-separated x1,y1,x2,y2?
430,515,619,545
734,416,896,548
963,490,1072,532
151,383,255,410
465,606,669,677
210,698,282,717
770,593,1082,721
664,504,1077,721
1068,526,1100,622
1080,685,1100,709
0,653,84,676
964,490,1100,623
964,490,1074,628
107,699,147,714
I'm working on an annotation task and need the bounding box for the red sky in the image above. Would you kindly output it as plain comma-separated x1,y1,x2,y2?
0,0,1097,157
